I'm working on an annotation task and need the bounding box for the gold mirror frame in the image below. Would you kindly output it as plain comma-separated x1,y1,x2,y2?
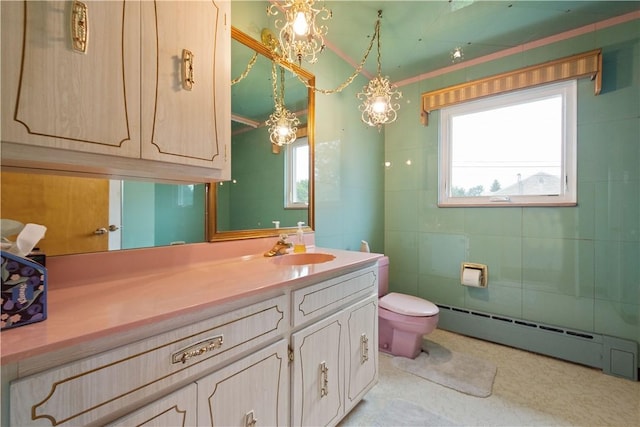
208,27,315,242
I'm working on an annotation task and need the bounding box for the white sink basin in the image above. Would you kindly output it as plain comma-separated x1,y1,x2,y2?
271,253,336,266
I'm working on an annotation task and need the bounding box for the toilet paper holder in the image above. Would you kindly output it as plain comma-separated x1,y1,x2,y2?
460,262,488,287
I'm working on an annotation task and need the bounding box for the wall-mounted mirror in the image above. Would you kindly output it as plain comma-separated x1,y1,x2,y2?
0,171,206,256
209,27,315,241
1,27,315,255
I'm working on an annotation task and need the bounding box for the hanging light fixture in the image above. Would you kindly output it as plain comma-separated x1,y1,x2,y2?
266,62,300,146
357,10,402,130
267,0,332,65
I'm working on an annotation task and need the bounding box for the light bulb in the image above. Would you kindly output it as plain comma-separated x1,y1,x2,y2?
372,96,388,114
277,125,291,137
293,12,309,35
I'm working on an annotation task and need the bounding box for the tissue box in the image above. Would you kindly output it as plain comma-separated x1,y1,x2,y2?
1,251,47,330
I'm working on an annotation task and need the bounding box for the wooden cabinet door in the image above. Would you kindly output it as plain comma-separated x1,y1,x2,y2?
141,0,230,174
106,384,197,427
291,311,344,427
196,340,289,427
0,1,141,157
344,296,378,413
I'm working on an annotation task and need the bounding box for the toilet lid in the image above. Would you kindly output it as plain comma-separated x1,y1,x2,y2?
379,292,439,316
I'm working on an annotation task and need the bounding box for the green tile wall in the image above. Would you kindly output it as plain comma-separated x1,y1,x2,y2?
384,20,639,355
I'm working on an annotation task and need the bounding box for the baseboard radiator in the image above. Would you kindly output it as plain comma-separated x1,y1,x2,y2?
436,304,638,381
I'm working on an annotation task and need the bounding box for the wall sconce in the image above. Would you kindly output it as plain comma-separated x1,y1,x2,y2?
265,62,300,146
356,11,402,130
267,0,332,65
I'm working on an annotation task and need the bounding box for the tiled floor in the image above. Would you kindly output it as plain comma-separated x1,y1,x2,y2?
339,329,639,426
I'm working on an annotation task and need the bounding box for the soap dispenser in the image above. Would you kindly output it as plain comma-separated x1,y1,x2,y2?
294,222,306,253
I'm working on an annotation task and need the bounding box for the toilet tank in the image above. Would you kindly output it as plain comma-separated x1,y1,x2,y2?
378,256,389,297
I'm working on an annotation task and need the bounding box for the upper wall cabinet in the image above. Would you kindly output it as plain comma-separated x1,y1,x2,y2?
1,1,230,183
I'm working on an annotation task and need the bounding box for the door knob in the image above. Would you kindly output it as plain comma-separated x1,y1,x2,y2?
94,225,120,235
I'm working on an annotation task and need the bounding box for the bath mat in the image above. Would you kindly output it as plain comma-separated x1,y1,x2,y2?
392,338,497,397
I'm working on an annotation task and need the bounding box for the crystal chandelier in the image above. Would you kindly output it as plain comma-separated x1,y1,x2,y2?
266,62,300,146
357,11,402,130
267,0,332,65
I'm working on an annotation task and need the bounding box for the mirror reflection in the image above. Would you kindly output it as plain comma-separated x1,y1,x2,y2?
210,27,315,240
0,171,205,256
0,27,315,254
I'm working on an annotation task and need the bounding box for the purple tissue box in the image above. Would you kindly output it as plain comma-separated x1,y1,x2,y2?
1,251,47,330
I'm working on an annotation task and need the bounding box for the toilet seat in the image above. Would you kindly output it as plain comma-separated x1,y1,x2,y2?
379,292,439,316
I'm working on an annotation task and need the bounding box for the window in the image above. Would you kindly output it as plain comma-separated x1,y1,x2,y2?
285,137,309,208
439,80,576,207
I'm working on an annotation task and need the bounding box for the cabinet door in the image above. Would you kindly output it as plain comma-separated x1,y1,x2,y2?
291,311,344,427
106,384,197,427
196,340,289,427
0,0,141,157
141,0,230,174
344,296,378,412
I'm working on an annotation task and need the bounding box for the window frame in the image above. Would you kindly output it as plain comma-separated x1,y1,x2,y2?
438,80,577,207
284,136,309,209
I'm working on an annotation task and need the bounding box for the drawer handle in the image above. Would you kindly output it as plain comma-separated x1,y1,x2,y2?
319,361,329,397
182,49,195,90
71,0,88,53
360,333,369,364
245,410,258,427
171,334,223,364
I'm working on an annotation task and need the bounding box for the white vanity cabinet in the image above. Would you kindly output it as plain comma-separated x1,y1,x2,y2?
5,261,379,427
290,267,379,427
196,339,289,426
106,384,198,427
108,340,289,427
0,0,230,182
9,295,287,426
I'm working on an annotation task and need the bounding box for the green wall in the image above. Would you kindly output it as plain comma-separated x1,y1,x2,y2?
383,20,639,354
231,3,637,354
232,2,386,253
122,182,205,249
223,126,307,231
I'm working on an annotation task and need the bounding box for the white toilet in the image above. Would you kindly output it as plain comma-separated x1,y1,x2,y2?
378,256,439,359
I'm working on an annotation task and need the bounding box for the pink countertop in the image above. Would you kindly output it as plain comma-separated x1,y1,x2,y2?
1,244,381,366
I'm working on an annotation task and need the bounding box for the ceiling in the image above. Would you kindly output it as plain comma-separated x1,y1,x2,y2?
231,1,639,130
316,1,639,82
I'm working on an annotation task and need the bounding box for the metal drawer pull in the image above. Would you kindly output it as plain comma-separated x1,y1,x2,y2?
360,333,369,364
71,1,88,53
182,49,195,90
245,410,257,427
319,361,329,397
171,335,223,364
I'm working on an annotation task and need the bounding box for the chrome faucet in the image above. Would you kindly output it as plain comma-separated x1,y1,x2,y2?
264,234,292,257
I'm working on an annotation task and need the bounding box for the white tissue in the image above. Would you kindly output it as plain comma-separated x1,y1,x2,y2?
461,267,482,287
3,223,47,257
360,240,370,253
1,219,25,240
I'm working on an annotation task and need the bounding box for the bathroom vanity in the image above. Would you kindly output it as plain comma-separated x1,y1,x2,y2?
1,247,380,427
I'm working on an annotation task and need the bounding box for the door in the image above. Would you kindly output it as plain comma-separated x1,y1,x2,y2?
106,383,197,427
345,296,378,412
196,340,289,426
0,172,110,255
140,0,230,170
291,312,344,427
0,1,140,157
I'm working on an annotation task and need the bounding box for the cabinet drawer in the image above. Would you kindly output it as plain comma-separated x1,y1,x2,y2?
292,266,377,327
10,295,287,426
